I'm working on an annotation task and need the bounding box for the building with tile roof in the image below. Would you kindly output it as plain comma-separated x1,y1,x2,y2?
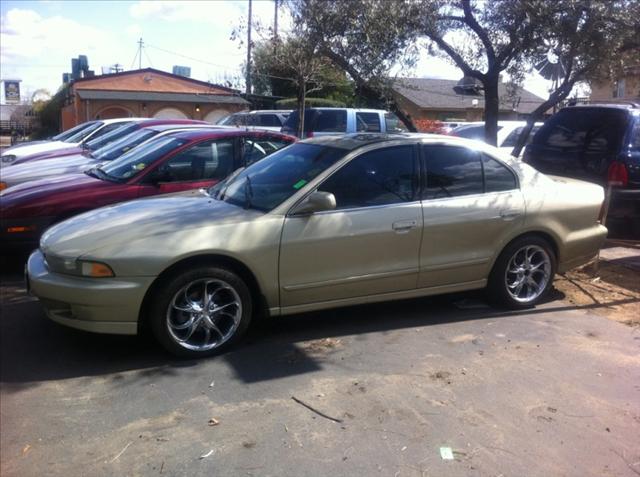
392,77,546,123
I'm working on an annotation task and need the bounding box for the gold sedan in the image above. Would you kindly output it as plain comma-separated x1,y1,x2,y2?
27,134,607,357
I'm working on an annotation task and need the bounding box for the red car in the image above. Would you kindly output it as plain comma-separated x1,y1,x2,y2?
1,129,295,248
8,118,208,166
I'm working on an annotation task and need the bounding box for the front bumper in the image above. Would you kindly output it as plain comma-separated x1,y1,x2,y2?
27,250,155,335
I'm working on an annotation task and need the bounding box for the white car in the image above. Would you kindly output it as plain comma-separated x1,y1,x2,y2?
0,118,147,166
216,110,291,132
451,121,544,157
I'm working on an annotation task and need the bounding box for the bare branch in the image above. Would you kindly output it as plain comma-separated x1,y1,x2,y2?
462,0,496,62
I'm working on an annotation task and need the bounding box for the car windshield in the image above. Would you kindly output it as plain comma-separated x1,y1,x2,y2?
59,121,104,143
100,136,188,181
218,143,348,212
84,123,139,151
93,129,160,162
51,121,99,142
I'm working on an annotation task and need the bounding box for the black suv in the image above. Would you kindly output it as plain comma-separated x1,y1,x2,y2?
524,103,640,234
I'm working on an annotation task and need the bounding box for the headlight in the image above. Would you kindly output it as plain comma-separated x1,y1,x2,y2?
44,254,115,278
1,155,17,163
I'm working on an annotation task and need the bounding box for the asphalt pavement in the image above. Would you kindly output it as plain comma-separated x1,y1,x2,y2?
1,253,639,477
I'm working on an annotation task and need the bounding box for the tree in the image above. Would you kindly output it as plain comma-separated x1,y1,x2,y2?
250,39,354,105
288,0,425,131
418,0,561,145
510,0,640,156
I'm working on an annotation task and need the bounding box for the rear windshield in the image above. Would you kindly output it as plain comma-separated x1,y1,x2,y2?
283,109,347,133
534,108,628,153
454,125,503,141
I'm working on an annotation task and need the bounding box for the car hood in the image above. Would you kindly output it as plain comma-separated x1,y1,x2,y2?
2,155,100,187
0,173,105,206
12,146,84,165
40,192,263,257
0,141,76,160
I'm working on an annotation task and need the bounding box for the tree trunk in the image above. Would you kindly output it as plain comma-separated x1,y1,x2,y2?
296,79,306,138
511,79,577,157
483,75,500,146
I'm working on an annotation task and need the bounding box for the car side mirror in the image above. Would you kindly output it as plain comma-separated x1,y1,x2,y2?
291,191,336,215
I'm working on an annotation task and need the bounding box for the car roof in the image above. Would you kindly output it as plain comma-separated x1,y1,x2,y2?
162,128,291,141
100,117,148,124
565,103,639,111
301,132,452,150
142,123,221,132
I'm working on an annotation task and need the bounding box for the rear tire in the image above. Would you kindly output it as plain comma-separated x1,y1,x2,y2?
487,235,557,309
148,265,252,358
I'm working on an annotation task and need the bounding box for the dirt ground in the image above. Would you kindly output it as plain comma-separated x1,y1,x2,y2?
554,248,640,327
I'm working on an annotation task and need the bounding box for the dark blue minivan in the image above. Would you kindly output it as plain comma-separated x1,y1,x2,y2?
524,103,640,235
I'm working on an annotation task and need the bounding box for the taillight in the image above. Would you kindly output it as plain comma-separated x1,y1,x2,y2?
306,131,314,138
607,161,628,187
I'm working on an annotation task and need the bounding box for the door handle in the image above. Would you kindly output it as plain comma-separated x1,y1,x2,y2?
392,219,418,233
499,209,521,221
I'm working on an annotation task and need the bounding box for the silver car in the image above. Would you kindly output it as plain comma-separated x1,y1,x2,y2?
27,134,607,357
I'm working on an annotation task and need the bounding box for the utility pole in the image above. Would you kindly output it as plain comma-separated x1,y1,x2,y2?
245,0,252,95
274,0,279,40
273,0,279,54
138,38,143,70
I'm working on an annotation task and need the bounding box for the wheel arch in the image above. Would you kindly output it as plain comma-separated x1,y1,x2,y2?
138,253,267,335
489,230,559,274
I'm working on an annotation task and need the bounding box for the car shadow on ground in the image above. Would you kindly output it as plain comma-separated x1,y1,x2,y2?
2,274,635,393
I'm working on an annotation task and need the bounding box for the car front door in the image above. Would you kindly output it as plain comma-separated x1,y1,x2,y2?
279,144,423,308
418,144,525,288
138,138,237,196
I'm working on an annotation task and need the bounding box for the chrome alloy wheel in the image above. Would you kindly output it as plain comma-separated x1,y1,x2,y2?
166,278,242,351
504,245,552,303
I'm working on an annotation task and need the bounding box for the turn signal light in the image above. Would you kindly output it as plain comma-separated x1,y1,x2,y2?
80,261,115,278
607,161,628,187
0,182,7,191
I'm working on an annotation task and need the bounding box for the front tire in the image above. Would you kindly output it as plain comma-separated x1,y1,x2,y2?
149,265,252,358
488,235,556,309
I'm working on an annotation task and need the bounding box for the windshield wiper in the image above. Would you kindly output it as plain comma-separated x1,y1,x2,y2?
244,175,254,209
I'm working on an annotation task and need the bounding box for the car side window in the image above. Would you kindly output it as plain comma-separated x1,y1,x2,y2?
319,145,417,209
423,145,483,199
243,137,292,166
161,139,235,182
483,155,517,192
258,114,282,127
356,112,382,132
314,110,347,132
384,113,408,132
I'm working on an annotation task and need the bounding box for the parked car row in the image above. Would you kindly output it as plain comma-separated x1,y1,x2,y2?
3,103,630,358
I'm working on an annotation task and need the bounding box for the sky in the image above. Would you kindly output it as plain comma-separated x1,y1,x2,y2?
1,0,559,103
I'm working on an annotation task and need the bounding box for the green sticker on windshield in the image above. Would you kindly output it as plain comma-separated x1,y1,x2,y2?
293,179,307,189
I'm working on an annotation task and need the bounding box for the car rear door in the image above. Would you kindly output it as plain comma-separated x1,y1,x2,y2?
418,144,525,288
279,144,422,307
